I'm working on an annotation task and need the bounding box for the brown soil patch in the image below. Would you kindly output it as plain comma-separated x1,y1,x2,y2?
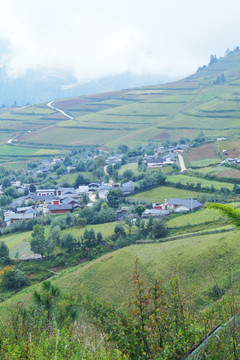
28,273,36,279
79,258,88,265
52,266,66,272
152,132,171,140
225,149,240,158
102,256,113,262
86,90,126,100
44,112,68,120
216,168,240,178
54,98,89,109
188,143,218,161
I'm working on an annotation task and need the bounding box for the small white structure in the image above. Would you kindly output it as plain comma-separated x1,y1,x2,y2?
36,189,55,196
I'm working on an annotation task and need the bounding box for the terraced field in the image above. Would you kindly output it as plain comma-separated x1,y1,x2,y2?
2,49,240,157
0,145,64,157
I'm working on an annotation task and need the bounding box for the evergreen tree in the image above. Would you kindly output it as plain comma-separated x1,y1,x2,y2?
0,241,10,265
31,225,47,258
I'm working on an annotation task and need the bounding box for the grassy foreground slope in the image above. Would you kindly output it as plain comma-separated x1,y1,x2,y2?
1,228,239,315
13,49,240,149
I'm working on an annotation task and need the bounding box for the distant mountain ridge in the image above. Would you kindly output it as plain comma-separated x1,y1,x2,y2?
0,65,172,106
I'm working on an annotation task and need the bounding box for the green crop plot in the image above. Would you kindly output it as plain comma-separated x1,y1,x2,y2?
0,231,32,258
130,186,208,203
167,174,234,190
0,145,62,156
15,106,54,115
190,158,220,167
20,125,129,146
61,221,127,240
195,165,240,179
166,208,225,227
119,163,140,175
0,145,37,156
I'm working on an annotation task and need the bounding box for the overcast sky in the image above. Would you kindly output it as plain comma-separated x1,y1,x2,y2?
0,0,239,82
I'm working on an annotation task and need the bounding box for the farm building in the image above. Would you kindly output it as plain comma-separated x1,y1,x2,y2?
120,181,136,195
36,189,55,196
48,204,73,214
167,198,202,212
4,211,36,226
117,207,129,220
61,197,82,208
142,209,169,218
25,194,55,205
56,187,77,197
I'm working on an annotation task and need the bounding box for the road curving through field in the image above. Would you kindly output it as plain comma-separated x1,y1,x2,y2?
47,100,74,120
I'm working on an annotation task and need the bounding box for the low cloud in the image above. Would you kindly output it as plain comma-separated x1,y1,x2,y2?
0,0,240,81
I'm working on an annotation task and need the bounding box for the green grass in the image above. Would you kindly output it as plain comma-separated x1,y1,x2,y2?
61,221,125,240
190,158,220,167
196,165,240,179
195,166,225,175
0,231,32,258
56,172,79,186
166,207,225,227
20,126,129,146
0,145,62,157
15,106,54,115
130,186,208,203
167,174,235,190
1,229,240,314
119,163,140,175
0,145,38,156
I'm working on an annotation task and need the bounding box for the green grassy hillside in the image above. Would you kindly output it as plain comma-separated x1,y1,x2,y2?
1,228,239,316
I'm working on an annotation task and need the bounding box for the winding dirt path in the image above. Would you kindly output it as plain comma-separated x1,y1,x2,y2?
47,100,74,120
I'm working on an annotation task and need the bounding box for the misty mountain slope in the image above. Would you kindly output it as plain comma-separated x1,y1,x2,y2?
0,65,169,107
2,49,240,152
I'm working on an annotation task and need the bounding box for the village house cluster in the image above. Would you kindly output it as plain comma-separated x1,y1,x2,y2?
141,198,202,218
2,142,201,227
3,180,137,226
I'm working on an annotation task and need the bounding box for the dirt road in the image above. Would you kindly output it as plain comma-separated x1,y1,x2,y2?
178,153,187,172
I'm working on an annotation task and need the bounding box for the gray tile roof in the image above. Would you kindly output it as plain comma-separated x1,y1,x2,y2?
61,197,80,205
168,198,202,209
26,194,55,201
48,204,73,211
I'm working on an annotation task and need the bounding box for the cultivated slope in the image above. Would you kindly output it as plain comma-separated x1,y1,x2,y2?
15,49,240,149
1,49,240,157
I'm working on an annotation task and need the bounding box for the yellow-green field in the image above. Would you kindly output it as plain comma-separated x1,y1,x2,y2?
0,145,64,157
167,174,234,190
130,186,209,203
166,207,225,227
62,221,128,240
